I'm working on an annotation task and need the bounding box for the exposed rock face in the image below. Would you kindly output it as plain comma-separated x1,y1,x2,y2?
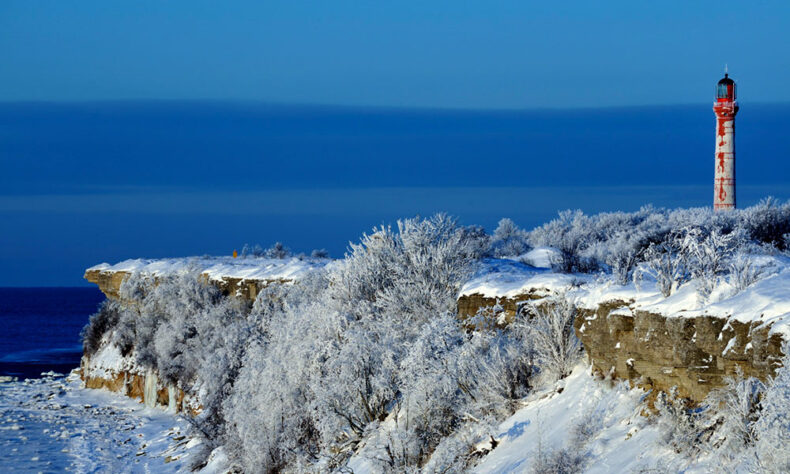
84,269,129,300
576,301,784,402
83,267,260,414
457,292,784,403
80,365,194,415
84,268,285,302
457,292,545,320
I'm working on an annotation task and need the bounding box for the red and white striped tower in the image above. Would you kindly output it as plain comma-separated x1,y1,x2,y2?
713,71,739,210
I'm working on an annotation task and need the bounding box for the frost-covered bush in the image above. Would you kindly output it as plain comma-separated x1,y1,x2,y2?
655,387,702,456
682,229,741,301
93,270,253,450
81,300,121,357
752,343,790,473
703,371,764,466
729,253,770,293
420,421,494,474
530,445,586,474
530,210,598,273
374,214,485,321
517,295,581,382
596,232,644,285
240,243,264,257
222,214,491,472
489,218,530,257
310,248,330,258
738,197,790,250
264,241,290,258
522,200,789,286
637,238,687,297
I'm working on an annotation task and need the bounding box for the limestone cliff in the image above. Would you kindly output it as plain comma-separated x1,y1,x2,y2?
84,256,328,302
458,257,790,403
83,255,790,405
79,342,198,414
458,292,788,404
84,267,280,302
576,302,783,401
80,256,330,412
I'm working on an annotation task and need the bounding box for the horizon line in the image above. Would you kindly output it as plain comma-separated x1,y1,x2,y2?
2,98,790,113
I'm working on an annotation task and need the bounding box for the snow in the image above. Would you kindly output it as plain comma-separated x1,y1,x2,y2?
722,337,738,356
470,364,733,473
87,255,331,283
461,258,582,298
466,254,790,340
512,246,560,269
472,365,663,473
0,371,226,473
82,340,138,380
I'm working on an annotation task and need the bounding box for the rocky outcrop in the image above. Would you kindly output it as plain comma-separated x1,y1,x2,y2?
84,269,130,300
457,292,785,403
84,268,286,302
457,291,546,321
80,364,196,415
575,301,784,402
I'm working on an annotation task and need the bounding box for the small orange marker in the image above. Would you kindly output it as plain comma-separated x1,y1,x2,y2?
233,249,238,258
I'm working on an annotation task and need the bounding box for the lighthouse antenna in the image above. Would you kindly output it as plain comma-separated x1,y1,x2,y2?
725,63,728,74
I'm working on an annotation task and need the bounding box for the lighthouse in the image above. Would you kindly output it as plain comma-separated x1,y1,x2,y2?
713,72,739,210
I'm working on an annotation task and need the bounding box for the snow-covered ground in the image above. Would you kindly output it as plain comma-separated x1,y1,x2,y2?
474,365,657,473
463,253,790,339
345,364,724,473
472,364,727,473
0,371,219,473
87,255,331,283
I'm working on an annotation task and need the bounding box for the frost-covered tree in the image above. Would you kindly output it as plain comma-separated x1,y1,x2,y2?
490,218,530,257
91,270,254,452
222,214,488,472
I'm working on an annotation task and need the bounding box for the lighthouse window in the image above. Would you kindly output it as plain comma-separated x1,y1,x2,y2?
717,82,735,100
717,83,729,98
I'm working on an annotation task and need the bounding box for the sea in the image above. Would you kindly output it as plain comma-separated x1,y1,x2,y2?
2,102,790,289
0,287,104,379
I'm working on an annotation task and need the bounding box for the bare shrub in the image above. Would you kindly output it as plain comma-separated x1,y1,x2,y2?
729,253,769,293
637,238,687,297
517,294,582,382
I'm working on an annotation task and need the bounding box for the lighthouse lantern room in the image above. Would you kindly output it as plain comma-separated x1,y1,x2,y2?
713,72,739,210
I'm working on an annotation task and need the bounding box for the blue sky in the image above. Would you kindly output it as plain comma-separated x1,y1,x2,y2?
2,1,789,108
2,2,790,286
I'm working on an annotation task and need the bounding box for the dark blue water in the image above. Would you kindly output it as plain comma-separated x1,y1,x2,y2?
0,287,105,379
3,102,790,194
2,102,790,287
